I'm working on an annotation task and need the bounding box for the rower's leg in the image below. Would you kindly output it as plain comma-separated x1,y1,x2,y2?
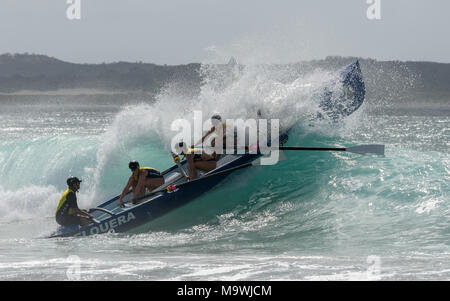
133,177,165,205
133,183,146,197
186,154,198,179
194,161,217,173
79,216,92,226
147,177,165,190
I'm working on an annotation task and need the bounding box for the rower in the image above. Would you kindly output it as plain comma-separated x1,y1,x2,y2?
118,161,165,206
181,114,228,179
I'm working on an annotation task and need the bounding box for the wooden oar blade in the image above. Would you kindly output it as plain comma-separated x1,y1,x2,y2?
346,144,385,155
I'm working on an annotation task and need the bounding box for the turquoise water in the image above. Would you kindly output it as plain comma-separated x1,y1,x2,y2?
0,74,449,280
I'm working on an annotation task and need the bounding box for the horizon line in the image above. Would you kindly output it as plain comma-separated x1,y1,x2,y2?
1,52,450,66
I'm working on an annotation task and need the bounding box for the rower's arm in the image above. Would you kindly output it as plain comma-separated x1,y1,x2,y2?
133,170,147,195
119,177,133,202
192,128,215,147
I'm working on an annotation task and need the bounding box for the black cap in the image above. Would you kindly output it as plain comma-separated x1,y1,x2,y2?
129,160,140,170
211,114,222,121
67,176,82,186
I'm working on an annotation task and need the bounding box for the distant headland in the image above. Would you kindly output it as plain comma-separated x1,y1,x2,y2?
0,53,449,105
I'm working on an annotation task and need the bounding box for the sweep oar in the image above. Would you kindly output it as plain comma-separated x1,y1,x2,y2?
198,144,385,156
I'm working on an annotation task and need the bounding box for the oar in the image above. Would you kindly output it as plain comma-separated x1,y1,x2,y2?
197,144,385,156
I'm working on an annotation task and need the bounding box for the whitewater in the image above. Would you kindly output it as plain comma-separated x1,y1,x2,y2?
0,62,449,280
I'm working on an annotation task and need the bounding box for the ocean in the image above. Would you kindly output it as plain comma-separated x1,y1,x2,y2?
0,64,449,280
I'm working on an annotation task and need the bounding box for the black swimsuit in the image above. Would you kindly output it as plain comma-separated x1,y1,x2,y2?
145,168,163,179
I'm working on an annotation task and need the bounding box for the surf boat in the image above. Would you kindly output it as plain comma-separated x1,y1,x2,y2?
49,61,365,238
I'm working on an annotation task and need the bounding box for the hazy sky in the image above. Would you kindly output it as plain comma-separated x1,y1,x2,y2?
1,0,449,64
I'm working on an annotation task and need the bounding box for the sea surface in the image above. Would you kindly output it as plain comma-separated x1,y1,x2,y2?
0,66,449,280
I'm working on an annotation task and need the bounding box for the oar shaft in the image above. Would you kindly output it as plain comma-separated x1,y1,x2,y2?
198,144,383,155
198,145,347,152
279,147,346,151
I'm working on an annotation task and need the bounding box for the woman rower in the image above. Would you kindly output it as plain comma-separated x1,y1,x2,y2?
118,160,165,206
184,114,226,179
